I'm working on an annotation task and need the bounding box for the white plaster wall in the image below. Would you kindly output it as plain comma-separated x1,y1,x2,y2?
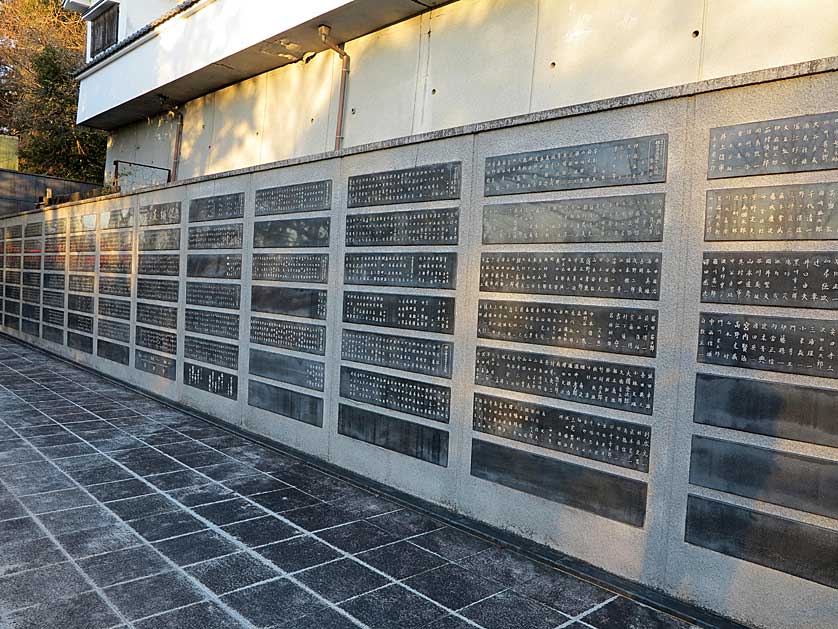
117,0,180,38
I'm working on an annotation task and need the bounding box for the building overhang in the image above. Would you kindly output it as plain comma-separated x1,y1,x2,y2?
76,0,452,131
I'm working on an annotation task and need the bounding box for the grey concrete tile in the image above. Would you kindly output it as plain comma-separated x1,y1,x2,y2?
87,478,155,502
297,558,389,603
0,562,91,611
0,445,43,466
57,524,143,559
104,571,204,621
281,607,360,628
250,488,322,513
193,498,265,526
457,547,557,587
39,504,121,536
222,516,298,548
145,469,208,491
460,590,570,628
37,442,98,459
222,578,324,627
405,564,505,611
0,496,28,521
106,493,179,521
282,503,362,532
257,536,340,573
341,584,447,628
78,545,171,587
186,552,280,595
111,448,187,476
0,537,65,577
127,510,206,542
515,570,615,617
318,521,399,554
19,488,94,514
0,460,75,495
153,529,240,566
583,596,692,629
167,483,235,507
357,540,447,580
0,516,44,545
411,527,493,562
222,474,289,496
134,601,242,629
2,591,121,629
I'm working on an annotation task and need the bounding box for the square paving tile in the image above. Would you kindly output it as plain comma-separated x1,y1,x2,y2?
186,551,280,595
358,540,447,580
0,561,91,611
57,524,143,559
39,504,121,536
153,529,240,566
111,448,187,476
167,483,235,507
0,537,65,577
145,469,208,491
515,570,616,617
79,545,171,587
457,547,557,587
0,460,75,494
104,570,204,621
583,596,692,629
250,488,322,513
222,578,325,627
222,516,298,548
223,474,289,496
0,495,28,520
283,607,360,628
411,527,493,561
194,497,265,526
297,558,390,603
134,601,242,629
86,478,156,502
257,536,340,573
405,563,505,611
2,591,122,629
106,493,180,521
318,521,399,554
459,590,569,629
127,510,206,542
283,503,362,532
341,584,447,628
0,516,44,545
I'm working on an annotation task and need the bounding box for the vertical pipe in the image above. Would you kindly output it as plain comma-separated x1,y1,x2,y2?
171,110,184,182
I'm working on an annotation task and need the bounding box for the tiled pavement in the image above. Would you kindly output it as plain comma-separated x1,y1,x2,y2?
0,336,697,629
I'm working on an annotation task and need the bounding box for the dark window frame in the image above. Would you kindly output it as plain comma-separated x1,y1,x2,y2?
90,3,119,58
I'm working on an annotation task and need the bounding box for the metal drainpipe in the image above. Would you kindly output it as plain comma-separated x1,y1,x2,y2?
170,109,184,182
318,25,350,151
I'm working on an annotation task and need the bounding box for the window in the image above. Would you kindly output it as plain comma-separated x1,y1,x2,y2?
90,3,119,57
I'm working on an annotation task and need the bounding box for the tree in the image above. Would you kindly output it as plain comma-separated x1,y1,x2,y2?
0,0,106,182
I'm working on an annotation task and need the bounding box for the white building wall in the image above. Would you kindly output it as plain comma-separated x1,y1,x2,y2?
117,0,180,38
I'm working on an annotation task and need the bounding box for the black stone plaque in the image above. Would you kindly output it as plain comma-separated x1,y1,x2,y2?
694,373,838,448
248,380,323,427
253,217,330,248
5,225,21,239
338,403,448,466
44,218,66,235
250,317,326,355
705,183,838,241
478,300,658,358
42,291,64,308
69,275,94,293
138,254,179,276
137,278,179,302
474,393,650,471
97,339,129,365
685,494,838,589
690,435,838,520
480,252,661,300
252,253,329,283
135,349,176,380
22,288,40,305
340,366,449,422
23,256,41,271
702,252,838,308
184,362,238,400
137,302,178,329
4,286,20,300
139,202,181,227
43,255,65,271
483,193,666,244
708,111,838,179
43,325,63,343
185,336,239,370
4,302,19,316
344,253,457,289
471,439,646,527
98,319,130,343
185,308,239,339
69,255,95,272
99,276,131,297
24,240,42,254
186,282,240,309
67,331,92,353
476,346,655,415
44,237,66,253
5,257,21,271
135,326,177,355
99,255,132,274
42,308,64,327
249,348,324,391
68,294,93,314
346,207,459,247
341,330,453,378
348,162,462,208
21,303,39,320
69,234,96,252
255,180,332,216
485,135,668,196
100,208,133,230
70,215,96,233
251,286,327,320
343,292,454,333
99,232,133,252
188,224,243,250
698,312,838,379
3,315,19,330
24,222,42,237
68,312,93,333
189,193,244,222
139,228,181,251
21,319,38,336
5,241,21,254
22,273,40,288
5,272,20,286
187,254,241,279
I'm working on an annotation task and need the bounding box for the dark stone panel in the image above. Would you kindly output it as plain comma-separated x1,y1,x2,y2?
255,180,332,215
478,300,658,358
252,253,328,283
471,439,647,527
98,339,130,365
5,240,21,254
5,285,20,299
346,207,459,246
251,286,327,320
685,494,838,589
43,325,63,344
338,403,448,466
137,278,179,302
100,208,134,230
705,183,838,241
698,312,838,379
43,255,65,271
3,314,18,329
67,312,93,334
136,302,178,330
24,239,43,254
249,348,324,391
186,282,240,309
253,217,330,248
69,234,97,252
694,373,838,448
99,255,132,274
183,362,238,399
23,256,41,270
485,135,668,196
22,288,41,304
249,317,326,355
45,217,66,235
189,193,245,222
480,252,661,300
186,254,242,279
22,273,40,287
344,253,457,289
67,331,93,354
140,228,181,251
69,254,95,272
475,346,655,415
138,254,180,276
483,193,665,244
4,300,19,315
5,225,22,238
42,308,64,327
135,326,178,355
341,329,453,378
248,379,323,427
42,291,64,308
690,436,838,519
184,336,239,370
340,366,449,422
348,162,462,208
474,393,651,472
44,236,66,253
708,111,838,179
98,276,131,298
701,252,838,308
21,304,39,320
98,298,131,320
24,222,43,237
99,232,133,252
69,275,94,293
98,319,130,343
135,349,176,380
343,292,454,334
21,319,39,336
185,309,239,339
68,294,94,314
139,202,181,226
5,271,20,285
188,224,244,250
70,215,97,233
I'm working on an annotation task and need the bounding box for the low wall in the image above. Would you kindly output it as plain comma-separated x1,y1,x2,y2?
2,65,838,629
